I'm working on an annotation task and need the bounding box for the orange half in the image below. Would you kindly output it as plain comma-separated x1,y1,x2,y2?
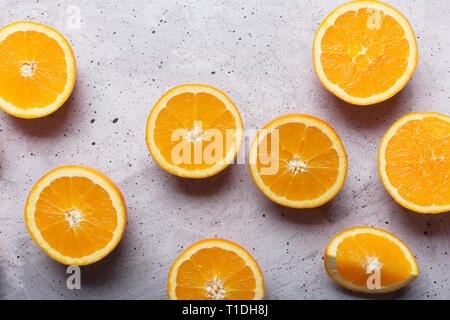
249,114,347,208
0,21,76,118
313,0,418,105
168,239,265,300
25,166,126,265
146,84,243,178
324,227,418,294
379,112,450,214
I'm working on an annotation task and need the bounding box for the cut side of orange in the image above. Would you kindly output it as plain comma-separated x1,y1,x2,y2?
146,84,243,178
379,112,450,214
313,0,418,105
249,114,347,208
0,21,76,118
25,166,126,265
168,239,264,300
324,227,418,294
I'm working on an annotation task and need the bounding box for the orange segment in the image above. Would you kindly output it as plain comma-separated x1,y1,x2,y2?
168,239,264,300
249,114,347,208
146,84,243,178
25,166,126,265
379,112,450,213
324,227,418,294
0,21,76,118
313,0,418,105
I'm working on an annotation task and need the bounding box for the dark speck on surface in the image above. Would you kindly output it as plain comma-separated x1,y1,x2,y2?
113,118,119,124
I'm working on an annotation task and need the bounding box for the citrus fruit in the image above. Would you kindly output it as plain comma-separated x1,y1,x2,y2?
324,227,418,294
25,166,126,265
0,21,76,118
249,114,347,208
313,0,418,105
168,239,264,300
146,84,243,178
379,112,450,214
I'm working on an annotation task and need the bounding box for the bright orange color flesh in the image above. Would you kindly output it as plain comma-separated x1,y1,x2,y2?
26,166,126,265
256,122,341,202
383,116,450,209
0,26,69,110
249,115,347,208
154,91,238,172
335,232,413,287
174,247,257,299
34,176,118,258
321,8,409,98
168,239,264,300
314,1,417,105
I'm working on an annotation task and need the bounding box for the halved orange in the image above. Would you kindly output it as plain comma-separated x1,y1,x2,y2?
25,166,126,265
313,0,418,105
249,114,347,208
168,239,264,300
324,227,418,294
379,112,450,214
146,84,243,178
0,21,76,118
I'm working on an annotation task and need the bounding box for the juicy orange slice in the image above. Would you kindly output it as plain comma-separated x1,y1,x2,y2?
313,0,418,105
324,227,418,294
0,21,76,118
379,112,450,214
249,114,347,208
25,166,126,265
168,239,264,300
146,84,243,178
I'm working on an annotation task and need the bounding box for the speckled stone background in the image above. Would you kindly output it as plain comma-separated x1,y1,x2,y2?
0,0,449,300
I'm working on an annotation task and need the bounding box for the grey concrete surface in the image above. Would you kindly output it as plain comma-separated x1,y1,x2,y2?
0,0,449,300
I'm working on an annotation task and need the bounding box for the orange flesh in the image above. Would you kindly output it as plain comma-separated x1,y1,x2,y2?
320,8,410,98
335,233,413,287
384,117,450,207
34,177,117,258
256,122,340,201
0,30,68,109
154,92,238,171
175,247,257,300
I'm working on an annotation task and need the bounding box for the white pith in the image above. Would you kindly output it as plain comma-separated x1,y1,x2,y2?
286,157,308,174
25,166,126,266
20,61,38,78
363,256,383,274
184,125,205,142
146,85,244,178
205,277,226,300
65,208,83,228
